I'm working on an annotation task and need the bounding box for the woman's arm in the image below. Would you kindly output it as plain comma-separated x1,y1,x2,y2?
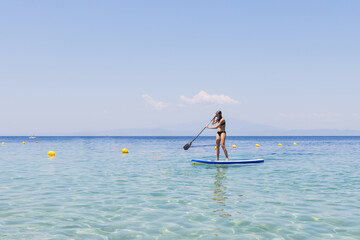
206,119,223,129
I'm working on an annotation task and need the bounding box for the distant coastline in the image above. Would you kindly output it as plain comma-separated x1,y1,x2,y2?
7,130,358,137
68,119,360,136
3,120,360,137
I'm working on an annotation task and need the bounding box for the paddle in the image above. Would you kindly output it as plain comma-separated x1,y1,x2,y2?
183,117,215,150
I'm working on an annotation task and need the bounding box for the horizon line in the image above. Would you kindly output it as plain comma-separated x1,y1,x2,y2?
1,135,360,137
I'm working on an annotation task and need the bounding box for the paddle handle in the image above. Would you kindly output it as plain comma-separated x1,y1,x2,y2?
190,117,214,143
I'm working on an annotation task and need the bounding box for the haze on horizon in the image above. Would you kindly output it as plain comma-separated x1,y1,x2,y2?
1,1,359,136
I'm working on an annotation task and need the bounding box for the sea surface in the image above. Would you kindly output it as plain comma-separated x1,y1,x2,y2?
0,136,359,239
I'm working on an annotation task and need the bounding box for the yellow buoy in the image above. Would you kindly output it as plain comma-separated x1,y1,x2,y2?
278,143,282,146
215,146,217,150
22,142,25,144
255,144,260,147
48,151,56,157
232,145,237,148
122,148,129,154
1,142,4,145
293,142,297,145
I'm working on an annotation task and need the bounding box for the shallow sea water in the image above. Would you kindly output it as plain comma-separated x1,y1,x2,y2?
0,136,359,239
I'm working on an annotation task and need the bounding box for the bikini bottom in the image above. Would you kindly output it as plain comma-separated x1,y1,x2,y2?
217,131,226,137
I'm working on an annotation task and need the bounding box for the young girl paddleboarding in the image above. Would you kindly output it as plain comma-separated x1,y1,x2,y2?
206,110,229,161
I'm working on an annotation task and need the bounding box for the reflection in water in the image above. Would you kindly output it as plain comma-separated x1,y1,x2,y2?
211,167,232,218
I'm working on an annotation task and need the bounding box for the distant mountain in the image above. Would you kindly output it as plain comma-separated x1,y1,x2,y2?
71,119,360,136
284,129,360,136
226,119,360,136
73,128,173,136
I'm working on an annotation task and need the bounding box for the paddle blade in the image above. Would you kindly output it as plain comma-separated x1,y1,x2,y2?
183,142,191,150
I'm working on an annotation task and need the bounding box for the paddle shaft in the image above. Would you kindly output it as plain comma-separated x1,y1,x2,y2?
189,117,215,144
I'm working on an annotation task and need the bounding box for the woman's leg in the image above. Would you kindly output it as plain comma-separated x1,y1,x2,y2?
216,134,221,161
221,133,229,161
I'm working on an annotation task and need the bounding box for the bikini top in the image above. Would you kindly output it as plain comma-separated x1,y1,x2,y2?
220,119,226,126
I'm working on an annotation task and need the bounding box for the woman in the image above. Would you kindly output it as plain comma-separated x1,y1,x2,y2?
206,110,229,161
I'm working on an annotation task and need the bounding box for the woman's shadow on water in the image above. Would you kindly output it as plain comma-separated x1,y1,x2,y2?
210,167,233,218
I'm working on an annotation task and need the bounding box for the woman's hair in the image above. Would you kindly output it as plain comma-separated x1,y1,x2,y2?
215,110,222,123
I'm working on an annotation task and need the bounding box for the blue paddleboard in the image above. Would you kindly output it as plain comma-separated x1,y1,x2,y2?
191,159,264,164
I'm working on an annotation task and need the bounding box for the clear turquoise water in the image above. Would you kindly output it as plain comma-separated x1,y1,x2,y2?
0,136,359,239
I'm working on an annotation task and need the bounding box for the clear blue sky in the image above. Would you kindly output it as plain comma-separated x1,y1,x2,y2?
1,0,359,135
